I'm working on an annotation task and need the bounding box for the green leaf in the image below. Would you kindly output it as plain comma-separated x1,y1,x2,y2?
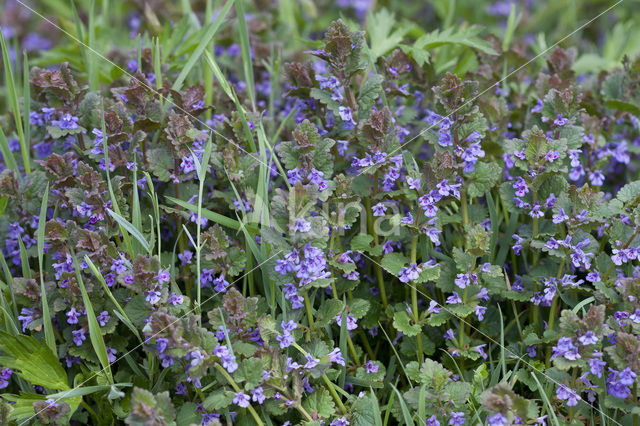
235,358,264,390
316,299,345,327
401,26,497,67
0,331,69,390
203,390,234,411
350,234,374,251
393,311,421,337
366,9,408,59
604,99,640,116
467,162,502,198
381,252,410,275
302,388,336,419
616,180,640,203
358,74,384,111
351,390,383,426
390,383,415,426
347,298,370,319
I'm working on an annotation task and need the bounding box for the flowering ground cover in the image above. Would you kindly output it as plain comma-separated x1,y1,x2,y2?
1,0,640,424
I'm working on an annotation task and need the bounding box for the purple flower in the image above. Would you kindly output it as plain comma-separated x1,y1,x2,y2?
146,288,161,304
329,348,345,366
336,313,358,330
189,349,205,366
446,292,462,304
106,346,117,363
364,360,379,374
213,274,230,292
72,329,86,346
178,250,193,265
487,413,509,426
449,412,465,426
556,384,580,406
426,415,441,426
513,177,529,197
372,203,387,217
213,345,238,373
168,292,184,306
251,386,266,404
551,337,580,361
578,331,598,346
293,218,312,233
338,106,356,128
52,113,79,129
331,417,350,426
545,150,560,162
0,368,12,389
97,311,110,327
233,391,250,408
554,114,567,126
66,307,81,324
304,354,320,369
398,263,422,283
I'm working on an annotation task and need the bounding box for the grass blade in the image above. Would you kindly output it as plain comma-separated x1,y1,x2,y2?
84,256,141,342
389,382,416,426
106,208,151,254
0,27,29,173
171,0,235,91
235,0,256,109
101,100,134,258
22,50,30,159
71,250,113,384
165,195,256,233
37,183,56,354
0,127,19,174
531,372,561,426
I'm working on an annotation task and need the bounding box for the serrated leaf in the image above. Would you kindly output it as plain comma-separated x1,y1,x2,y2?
393,311,421,337
467,162,502,198
381,252,410,275
302,388,336,419
366,9,408,59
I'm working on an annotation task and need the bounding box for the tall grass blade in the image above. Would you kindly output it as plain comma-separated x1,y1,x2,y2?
37,183,56,354
172,0,235,91
106,208,151,254
235,0,256,109
71,250,114,384
0,26,29,174
84,255,141,342
0,127,19,174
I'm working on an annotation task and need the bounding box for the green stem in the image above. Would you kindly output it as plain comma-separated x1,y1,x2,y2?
303,292,314,342
365,198,388,308
410,236,423,362
322,374,347,415
545,259,565,367
292,342,346,414
633,381,638,426
460,189,469,232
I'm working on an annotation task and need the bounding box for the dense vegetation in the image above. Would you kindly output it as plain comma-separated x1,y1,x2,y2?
1,0,640,424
